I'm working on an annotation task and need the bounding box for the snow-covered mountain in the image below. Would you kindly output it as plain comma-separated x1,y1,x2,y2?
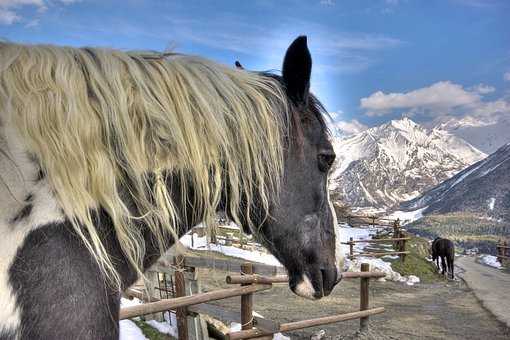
330,117,486,209
401,143,510,222
434,115,510,154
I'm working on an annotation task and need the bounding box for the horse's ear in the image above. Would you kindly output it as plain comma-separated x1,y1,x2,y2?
282,36,311,104
235,61,244,69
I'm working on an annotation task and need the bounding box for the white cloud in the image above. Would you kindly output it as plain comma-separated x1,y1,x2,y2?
504,72,510,82
333,119,368,135
360,80,510,123
0,0,78,25
327,112,368,136
0,7,19,24
360,81,480,116
319,0,334,5
0,0,43,24
470,83,495,94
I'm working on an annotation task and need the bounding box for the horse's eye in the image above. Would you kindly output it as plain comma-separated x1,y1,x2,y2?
318,151,336,172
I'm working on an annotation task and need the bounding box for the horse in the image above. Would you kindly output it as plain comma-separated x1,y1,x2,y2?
0,36,342,339
431,237,455,279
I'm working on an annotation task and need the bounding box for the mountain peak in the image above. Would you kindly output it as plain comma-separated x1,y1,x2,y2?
389,116,419,130
329,118,486,209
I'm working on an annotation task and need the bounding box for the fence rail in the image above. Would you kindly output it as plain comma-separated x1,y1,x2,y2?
337,214,405,228
226,307,385,340
497,240,509,264
122,257,387,339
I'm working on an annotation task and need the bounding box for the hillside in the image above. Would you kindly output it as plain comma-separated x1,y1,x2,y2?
402,143,510,222
406,212,510,254
329,117,485,209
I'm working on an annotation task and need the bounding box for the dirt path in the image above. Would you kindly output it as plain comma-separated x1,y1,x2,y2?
456,256,510,328
198,268,510,339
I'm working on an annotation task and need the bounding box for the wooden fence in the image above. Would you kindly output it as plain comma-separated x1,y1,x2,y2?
497,239,509,265
122,256,386,339
338,214,404,228
342,222,410,262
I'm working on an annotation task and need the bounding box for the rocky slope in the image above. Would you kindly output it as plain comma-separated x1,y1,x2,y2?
401,143,510,222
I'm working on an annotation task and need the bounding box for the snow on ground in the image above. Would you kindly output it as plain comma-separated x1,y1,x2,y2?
345,257,421,285
120,298,147,340
479,254,502,269
337,224,379,257
488,197,496,210
230,312,290,340
406,275,421,286
386,206,428,225
145,312,178,338
338,223,421,285
121,297,179,339
180,233,281,266
120,320,148,340
121,297,144,308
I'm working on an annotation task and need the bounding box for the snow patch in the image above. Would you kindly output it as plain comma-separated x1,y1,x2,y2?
406,275,420,286
345,257,420,285
180,233,281,266
230,315,290,340
479,254,502,269
386,206,428,224
488,197,496,210
121,297,143,308
145,312,178,338
120,320,148,340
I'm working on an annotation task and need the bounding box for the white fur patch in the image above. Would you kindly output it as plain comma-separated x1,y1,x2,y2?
326,174,344,271
294,274,317,300
0,120,64,335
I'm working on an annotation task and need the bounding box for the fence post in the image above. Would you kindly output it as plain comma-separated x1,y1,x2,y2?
505,241,509,265
241,263,254,331
497,240,502,264
360,263,370,332
400,230,407,263
349,237,354,260
144,271,163,321
392,219,400,251
174,255,189,340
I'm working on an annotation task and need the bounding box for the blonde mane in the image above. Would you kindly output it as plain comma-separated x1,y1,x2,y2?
0,42,288,285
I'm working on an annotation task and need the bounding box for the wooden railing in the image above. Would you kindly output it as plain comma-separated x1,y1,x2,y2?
342,226,410,262
337,214,404,228
497,239,509,265
122,257,387,339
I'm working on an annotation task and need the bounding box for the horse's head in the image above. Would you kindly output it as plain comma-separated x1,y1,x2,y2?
431,237,441,260
235,37,341,299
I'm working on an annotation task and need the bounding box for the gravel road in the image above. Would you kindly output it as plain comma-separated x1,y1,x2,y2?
198,268,510,339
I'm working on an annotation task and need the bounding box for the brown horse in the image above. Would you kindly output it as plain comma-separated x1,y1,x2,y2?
431,237,455,279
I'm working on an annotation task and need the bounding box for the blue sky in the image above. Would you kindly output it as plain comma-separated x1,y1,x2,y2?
1,0,509,134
